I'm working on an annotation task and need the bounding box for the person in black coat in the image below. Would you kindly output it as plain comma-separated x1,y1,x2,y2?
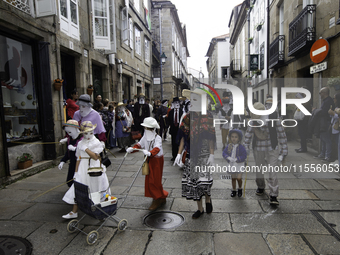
133,93,150,135
167,97,183,161
156,99,169,141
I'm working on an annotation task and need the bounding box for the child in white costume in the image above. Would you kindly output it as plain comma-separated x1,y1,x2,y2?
62,121,110,219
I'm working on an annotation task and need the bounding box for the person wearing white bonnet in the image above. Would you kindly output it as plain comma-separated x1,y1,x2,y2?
62,121,110,219
73,94,107,145
244,102,288,206
126,117,168,211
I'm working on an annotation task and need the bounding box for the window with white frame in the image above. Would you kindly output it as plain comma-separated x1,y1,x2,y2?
92,0,110,50
129,18,134,49
172,51,175,76
145,38,150,62
279,3,284,35
134,0,140,13
59,0,79,39
121,8,129,45
135,28,141,55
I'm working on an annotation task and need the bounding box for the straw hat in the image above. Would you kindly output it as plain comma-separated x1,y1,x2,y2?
76,94,93,107
80,121,97,133
141,117,160,129
117,102,127,107
63,119,80,129
138,93,145,98
265,98,273,104
182,89,191,99
250,102,265,119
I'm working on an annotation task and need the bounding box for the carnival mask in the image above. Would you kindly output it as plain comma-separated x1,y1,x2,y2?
79,105,92,117
83,131,94,140
64,126,80,140
145,129,156,141
173,102,180,109
139,98,145,104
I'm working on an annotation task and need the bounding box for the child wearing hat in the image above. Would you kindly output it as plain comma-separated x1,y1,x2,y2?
126,117,168,210
62,121,110,219
222,129,247,197
58,120,83,187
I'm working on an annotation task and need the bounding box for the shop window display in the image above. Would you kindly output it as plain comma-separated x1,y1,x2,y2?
0,35,40,143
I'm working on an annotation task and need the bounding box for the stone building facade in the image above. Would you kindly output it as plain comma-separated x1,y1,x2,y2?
114,0,153,101
0,0,153,178
151,0,190,101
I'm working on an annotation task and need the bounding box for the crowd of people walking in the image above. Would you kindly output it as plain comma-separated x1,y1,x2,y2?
59,85,339,220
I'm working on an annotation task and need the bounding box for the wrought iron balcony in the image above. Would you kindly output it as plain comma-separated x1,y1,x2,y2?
269,35,285,69
288,5,316,57
152,42,160,63
230,59,241,77
3,0,32,15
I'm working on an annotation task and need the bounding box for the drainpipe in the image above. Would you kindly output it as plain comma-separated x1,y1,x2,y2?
247,7,250,78
267,0,270,94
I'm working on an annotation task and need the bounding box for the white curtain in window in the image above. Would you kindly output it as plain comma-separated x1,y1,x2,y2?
135,28,141,55
121,8,128,45
129,18,134,49
145,38,150,62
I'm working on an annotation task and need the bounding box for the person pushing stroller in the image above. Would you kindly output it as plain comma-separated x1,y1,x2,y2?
127,117,168,211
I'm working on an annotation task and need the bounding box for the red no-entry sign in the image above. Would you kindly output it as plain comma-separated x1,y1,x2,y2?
310,39,330,63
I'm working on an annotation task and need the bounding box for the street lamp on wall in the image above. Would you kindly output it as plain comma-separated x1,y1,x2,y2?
161,52,167,64
160,52,167,100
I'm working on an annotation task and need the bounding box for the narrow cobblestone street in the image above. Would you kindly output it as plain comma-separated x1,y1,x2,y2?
1,127,340,254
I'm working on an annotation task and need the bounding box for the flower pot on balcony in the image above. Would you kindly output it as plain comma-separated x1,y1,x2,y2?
87,88,94,96
18,159,33,169
54,82,63,91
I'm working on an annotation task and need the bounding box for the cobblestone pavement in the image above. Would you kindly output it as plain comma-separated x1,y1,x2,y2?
1,127,340,255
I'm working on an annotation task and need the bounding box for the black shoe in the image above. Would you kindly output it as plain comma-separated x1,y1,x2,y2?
256,188,264,196
231,190,236,197
206,201,213,214
313,154,325,159
170,158,175,161
296,148,307,153
192,210,204,219
270,196,279,205
238,188,243,197
295,148,302,152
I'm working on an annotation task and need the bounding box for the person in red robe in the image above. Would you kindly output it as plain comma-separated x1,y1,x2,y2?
127,117,168,210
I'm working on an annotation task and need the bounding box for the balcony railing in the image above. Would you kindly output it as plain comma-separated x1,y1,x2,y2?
230,59,241,77
4,0,32,15
152,42,160,63
288,5,316,57
269,35,285,69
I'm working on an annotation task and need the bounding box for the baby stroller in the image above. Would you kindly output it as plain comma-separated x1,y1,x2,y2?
66,181,128,245
66,152,147,245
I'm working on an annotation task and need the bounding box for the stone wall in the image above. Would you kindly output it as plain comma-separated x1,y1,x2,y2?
8,143,44,172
